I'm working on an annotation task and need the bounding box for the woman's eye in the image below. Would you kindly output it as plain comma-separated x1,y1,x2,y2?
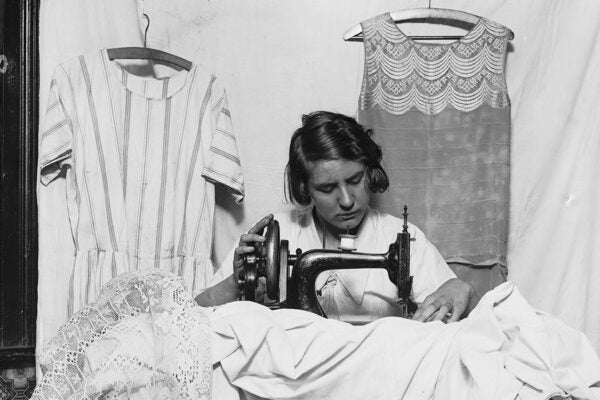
319,186,334,194
349,175,363,185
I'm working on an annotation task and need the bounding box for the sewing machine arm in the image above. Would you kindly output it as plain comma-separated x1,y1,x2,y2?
239,206,416,318
288,247,399,317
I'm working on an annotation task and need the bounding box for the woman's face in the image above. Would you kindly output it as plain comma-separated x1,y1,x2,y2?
306,159,370,234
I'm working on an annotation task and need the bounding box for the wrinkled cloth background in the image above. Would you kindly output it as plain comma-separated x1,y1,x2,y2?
37,0,600,365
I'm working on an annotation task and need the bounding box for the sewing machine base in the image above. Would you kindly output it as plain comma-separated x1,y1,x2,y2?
261,296,416,321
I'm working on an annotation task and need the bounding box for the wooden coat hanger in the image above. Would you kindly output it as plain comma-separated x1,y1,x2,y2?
343,1,514,42
106,13,193,71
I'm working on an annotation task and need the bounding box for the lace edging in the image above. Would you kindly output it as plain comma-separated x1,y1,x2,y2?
32,270,213,399
359,14,510,115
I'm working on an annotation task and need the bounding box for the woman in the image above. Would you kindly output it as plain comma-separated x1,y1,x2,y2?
197,111,473,323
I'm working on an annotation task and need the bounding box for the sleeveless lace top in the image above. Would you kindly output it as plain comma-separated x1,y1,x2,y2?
358,13,511,267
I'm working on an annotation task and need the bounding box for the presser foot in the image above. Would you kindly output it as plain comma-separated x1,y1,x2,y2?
396,299,417,319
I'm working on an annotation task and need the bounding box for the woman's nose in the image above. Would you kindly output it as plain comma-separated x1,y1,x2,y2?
338,187,354,209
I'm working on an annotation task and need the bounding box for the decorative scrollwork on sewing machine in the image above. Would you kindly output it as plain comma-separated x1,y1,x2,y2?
238,206,417,319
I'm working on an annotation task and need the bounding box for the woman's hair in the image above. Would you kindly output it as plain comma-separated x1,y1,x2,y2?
285,111,389,206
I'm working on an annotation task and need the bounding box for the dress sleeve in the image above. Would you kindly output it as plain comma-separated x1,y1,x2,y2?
201,78,245,203
410,225,457,304
208,244,236,288
39,75,73,186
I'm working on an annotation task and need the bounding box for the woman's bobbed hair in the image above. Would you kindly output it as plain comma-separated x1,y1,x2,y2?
285,111,389,206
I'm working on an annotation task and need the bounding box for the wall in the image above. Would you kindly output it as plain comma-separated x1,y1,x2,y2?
38,0,600,356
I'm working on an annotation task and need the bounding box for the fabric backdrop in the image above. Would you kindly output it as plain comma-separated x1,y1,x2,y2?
37,0,600,362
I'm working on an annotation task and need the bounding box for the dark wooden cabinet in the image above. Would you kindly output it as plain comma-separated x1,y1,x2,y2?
0,0,39,367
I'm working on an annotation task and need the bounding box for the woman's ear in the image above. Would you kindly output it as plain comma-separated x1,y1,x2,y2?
299,181,312,205
299,181,308,197
365,169,374,190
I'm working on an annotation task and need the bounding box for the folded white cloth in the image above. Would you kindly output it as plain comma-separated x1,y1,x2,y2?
211,282,600,400
33,271,600,400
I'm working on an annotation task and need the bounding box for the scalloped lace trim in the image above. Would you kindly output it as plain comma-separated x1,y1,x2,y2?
359,14,510,115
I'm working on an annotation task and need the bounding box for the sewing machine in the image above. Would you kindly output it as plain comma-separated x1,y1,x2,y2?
238,206,416,318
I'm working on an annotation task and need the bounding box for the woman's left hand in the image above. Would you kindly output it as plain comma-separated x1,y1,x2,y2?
412,278,473,323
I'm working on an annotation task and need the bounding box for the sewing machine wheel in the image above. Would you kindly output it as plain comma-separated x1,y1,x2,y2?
242,261,257,302
239,219,281,302
279,240,289,303
264,219,280,300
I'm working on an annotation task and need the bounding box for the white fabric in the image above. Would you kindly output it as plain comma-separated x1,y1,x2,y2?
504,1,600,355
211,281,600,400
32,270,600,399
218,207,456,323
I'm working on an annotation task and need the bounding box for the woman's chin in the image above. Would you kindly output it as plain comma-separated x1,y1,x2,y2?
334,215,363,232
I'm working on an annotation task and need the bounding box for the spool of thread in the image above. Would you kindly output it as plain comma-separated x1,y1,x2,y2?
338,234,357,251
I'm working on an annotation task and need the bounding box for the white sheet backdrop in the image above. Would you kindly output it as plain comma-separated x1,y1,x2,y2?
37,0,600,361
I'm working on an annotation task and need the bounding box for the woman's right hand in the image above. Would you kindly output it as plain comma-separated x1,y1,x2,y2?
195,214,274,307
232,214,274,280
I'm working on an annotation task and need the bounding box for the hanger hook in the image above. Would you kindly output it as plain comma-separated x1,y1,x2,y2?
142,13,150,48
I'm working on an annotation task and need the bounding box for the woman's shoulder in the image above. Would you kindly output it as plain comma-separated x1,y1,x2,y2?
367,208,425,238
273,207,313,230
271,207,317,250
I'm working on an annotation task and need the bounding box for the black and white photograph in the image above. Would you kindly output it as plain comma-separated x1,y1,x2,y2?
1,1,599,399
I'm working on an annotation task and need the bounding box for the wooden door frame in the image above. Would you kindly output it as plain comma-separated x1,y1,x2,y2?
0,0,39,366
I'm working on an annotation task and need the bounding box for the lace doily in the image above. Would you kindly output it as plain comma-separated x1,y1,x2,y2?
32,270,212,399
359,13,510,115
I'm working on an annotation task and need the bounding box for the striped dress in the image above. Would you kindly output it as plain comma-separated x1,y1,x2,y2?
40,49,244,316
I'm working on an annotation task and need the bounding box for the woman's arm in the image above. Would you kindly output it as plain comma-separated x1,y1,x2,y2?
195,273,240,306
195,214,274,307
412,278,474,323
406,222,474,323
